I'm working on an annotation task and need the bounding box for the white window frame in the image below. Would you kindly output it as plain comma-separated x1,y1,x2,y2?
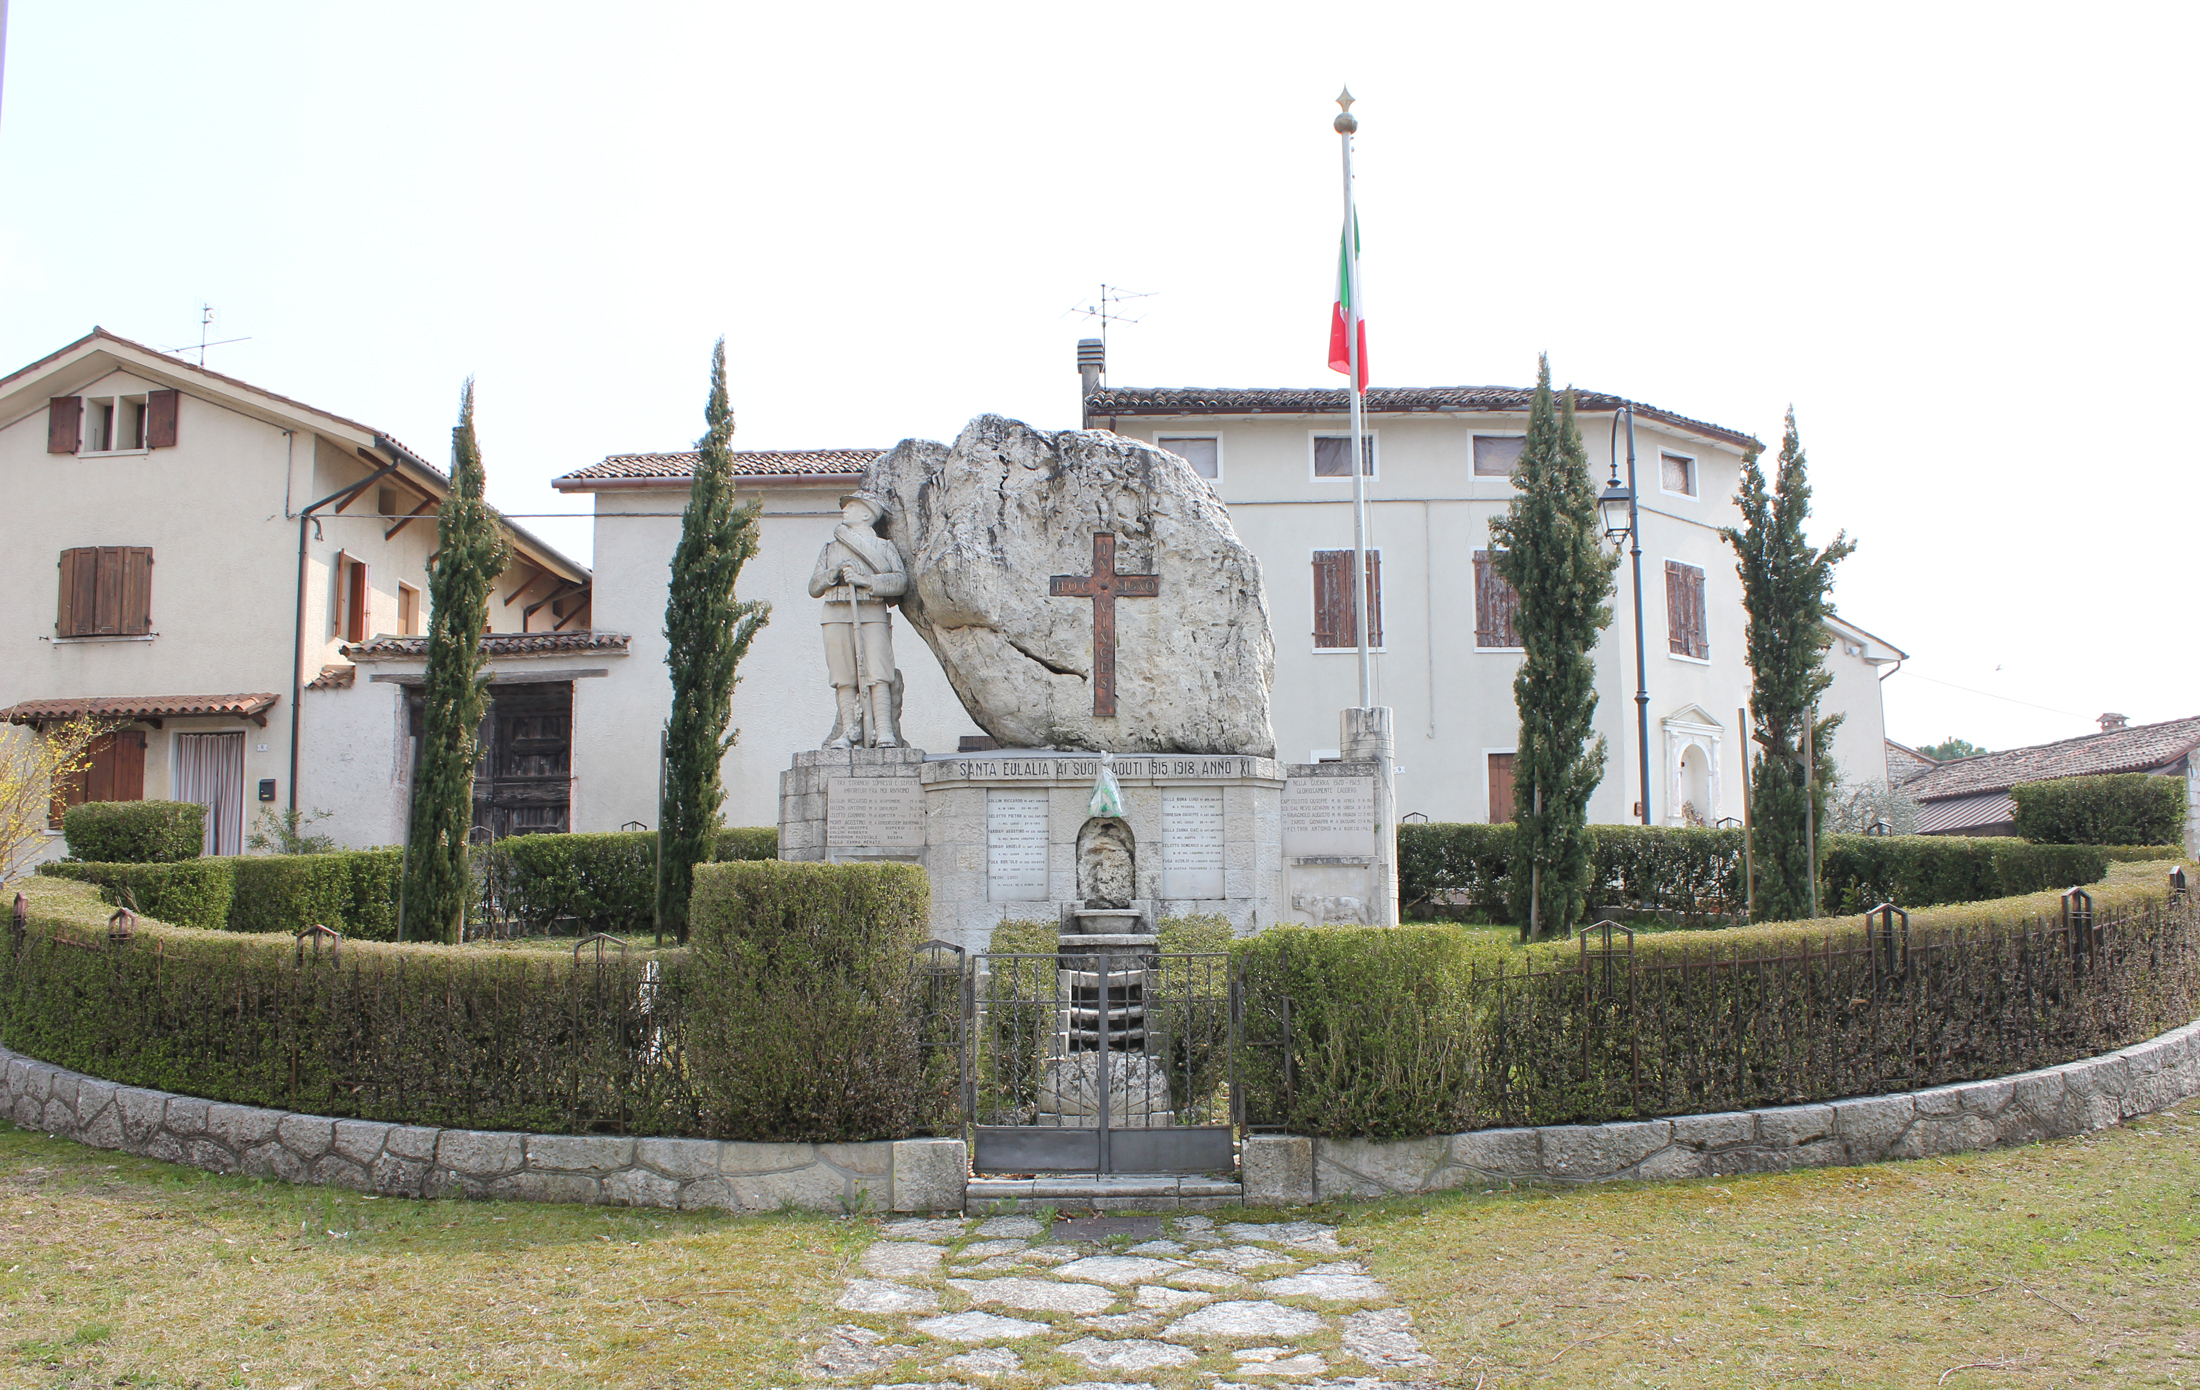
1662,554,1712,665
78,391,153,457
1308,429,1379,482
1309,544,1385,654
1470,432,1527,483
1155,432,1223,484
1657,448,1699,500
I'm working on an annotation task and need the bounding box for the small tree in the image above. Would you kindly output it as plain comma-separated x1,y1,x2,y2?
1723,408,1854,921
1491,357,1618,939
0,720,110,886
1919,736,1987,762
400,381,508,943
659,340,771,943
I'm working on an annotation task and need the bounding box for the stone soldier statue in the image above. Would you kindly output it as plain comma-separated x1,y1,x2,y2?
809,490,907,748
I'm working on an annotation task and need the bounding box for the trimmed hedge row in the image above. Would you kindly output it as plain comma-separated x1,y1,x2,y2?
62,801,204,864
37,827,783,941
2013,773,2187,846
39,851,403,938
3,859,943,1142
1399,821,2115,922
1240,860,2199,1137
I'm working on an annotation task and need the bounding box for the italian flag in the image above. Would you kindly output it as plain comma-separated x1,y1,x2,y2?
1327,216,1367,389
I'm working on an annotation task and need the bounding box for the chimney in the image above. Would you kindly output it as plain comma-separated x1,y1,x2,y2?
1077,338,1105,428
2098,712,2128,733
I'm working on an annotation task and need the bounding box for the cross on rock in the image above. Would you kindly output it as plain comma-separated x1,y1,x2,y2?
1049,532,1159,718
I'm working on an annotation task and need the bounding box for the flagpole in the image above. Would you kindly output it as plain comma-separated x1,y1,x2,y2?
1336,88,1371,710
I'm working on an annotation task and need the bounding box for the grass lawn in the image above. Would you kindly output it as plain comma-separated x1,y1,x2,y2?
3,1102,2193,1388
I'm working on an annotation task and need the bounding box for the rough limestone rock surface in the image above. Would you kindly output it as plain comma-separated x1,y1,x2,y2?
864,416,1276,756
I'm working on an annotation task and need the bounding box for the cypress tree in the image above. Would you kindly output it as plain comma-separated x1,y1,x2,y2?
401,381,507,944
658,340,771,943
1722,408,1855,922
1491,357,1618,939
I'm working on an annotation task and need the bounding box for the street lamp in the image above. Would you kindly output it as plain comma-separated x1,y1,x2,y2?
1603,406,1653,827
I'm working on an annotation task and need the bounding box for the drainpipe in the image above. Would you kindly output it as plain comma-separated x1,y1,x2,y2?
290,462,400,816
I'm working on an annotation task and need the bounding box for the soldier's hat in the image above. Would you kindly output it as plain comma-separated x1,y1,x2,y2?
838,490,889,522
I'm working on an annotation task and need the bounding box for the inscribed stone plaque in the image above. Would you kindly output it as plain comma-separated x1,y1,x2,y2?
1162,788,1225,899
986,788,1050,901
1283,776,1376,857
826,776,925,848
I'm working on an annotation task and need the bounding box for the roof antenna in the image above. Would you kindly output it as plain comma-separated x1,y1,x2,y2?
1067,284,1155,386
162,303,251,364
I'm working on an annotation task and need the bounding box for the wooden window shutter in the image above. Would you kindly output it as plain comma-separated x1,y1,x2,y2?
109,731,146,801
1311,551,1346,648
1487,752,1517,823
1666,561,1687,655
48,397,82,454
146,389,180,448
56,548,93,636
1364,550,1383,648
121,547,154,635
93,547,129,635
1687,565,1707,658
346,559,368,643
1475,550,1523,648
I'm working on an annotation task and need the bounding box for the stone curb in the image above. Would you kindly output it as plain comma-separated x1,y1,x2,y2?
1244,1014,2200,1204
0,1046,966,1214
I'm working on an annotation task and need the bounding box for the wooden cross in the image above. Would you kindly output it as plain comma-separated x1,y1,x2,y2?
1049,532,1159,718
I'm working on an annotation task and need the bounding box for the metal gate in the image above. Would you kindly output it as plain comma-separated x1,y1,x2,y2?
965,946,1236,1175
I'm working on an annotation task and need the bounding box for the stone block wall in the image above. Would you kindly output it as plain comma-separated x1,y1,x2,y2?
1243,1015,2200,1204
0,1045,966,1214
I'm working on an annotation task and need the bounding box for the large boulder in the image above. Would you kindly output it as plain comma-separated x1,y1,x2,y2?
865,416,1274,756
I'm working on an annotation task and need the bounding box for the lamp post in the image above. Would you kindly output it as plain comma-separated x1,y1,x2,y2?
1599,405,1652,827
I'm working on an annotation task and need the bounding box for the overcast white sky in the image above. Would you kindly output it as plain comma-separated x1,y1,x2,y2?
3,1,2192,757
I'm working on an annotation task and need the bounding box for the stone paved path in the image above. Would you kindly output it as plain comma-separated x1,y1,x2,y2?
807,1213,1440,1387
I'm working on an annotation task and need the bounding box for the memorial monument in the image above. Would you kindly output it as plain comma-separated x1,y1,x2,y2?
778,415,1397,946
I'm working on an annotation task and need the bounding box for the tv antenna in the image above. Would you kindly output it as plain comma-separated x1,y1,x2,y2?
163,304,251,365
1067,284,1155,379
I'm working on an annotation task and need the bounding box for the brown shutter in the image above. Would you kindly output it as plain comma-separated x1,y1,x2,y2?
1475,550,1523,647
1666,561,1687,655
346,559,368,643
1488,752,1517,823
57,548,88,636
1687,566,1707,658
93,547,128,635
48,397,82,454
121,547,154,634
109,731,146,801
146,389,179,448
1364,550,1383,648
84,733,116,804
1311,551,1346,647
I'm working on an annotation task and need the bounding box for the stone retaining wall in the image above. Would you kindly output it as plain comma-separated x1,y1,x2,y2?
0,1046,967,1214
1243,1015,2200,1205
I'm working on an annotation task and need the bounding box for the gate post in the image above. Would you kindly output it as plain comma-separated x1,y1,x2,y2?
1096,948,1112,1176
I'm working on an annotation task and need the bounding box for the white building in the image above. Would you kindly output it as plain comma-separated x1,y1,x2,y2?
553,353,1903,832
0,329,598,859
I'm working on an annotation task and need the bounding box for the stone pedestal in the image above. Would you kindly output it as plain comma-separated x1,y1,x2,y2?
778,746,929,865
917,750,1283,950
1279,707,1398,927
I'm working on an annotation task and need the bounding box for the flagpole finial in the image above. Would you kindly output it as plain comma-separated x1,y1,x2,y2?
1334,86,1357,134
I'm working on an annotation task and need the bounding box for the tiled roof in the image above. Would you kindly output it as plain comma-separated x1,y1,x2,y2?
2,693,280,727
1886,740,1941,784
1084,386,1760,449
343,631,631,663
1903,716,2200,802
306,663,357,691
554,449,881,489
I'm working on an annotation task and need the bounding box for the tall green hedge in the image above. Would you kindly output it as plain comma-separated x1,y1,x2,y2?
62,801,204,864
714,826,779,862
685,859,950,1142
495,832,658,934
1,877,695,1134
2013,773,2188,847
1399,822,2113,922
1820,836,2107,915
1241,862,2197,1137
40,851,402,938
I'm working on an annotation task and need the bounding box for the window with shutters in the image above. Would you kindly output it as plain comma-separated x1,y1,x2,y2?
334,553,371,644
1311,432,1377,479
1665,559,1709,660
54,547,154,638
48,390,178,456
1311,549,1382,649
1473,550,1523,649
1157,435,1220,480
48,730,147,827
1659,451,1698,498
1472,435,1526,478
398,582,421,636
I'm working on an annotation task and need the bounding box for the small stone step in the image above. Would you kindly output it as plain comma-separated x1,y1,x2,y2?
967,1173,1243,1214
